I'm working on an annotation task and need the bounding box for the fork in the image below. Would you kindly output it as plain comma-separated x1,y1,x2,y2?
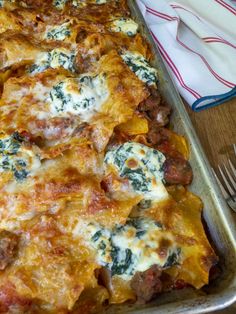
212,159,236,213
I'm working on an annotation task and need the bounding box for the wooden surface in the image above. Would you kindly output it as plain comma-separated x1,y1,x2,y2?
185,98,236,169
184,97,236,314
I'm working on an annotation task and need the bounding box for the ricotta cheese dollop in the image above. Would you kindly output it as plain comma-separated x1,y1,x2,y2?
0,132,41,181
74,217,181,280
48,73,109,121
110,18,138,36
104,142,169,202
121,51,158,86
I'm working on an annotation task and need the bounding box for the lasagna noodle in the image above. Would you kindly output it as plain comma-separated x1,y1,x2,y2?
0,51,148,153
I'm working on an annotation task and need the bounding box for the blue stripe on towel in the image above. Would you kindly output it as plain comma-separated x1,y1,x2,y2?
192,86,236,111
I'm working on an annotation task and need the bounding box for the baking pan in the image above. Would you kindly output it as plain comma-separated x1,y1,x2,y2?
107,1,236,313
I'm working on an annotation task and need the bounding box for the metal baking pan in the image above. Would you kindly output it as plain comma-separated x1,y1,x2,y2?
107,1,236,313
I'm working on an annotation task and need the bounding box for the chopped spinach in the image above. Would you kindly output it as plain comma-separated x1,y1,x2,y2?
121,51,158,86
49,73,108,118
0,133,33,181
98,240,106,251
53,0,67,9
46,23,71,41
110,246,133,276
164,248,181,268
91,230,102,242
13,168,29,181
0,132,23,155
88,216,179,280
29,49,75,74
49,81,72,113
121,166,150,192
104,142,166,197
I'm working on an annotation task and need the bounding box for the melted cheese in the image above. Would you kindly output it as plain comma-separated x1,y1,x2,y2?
105,142,169,202
29,48,75,74
121,51,158,86
53,0,68,9
76,217,180,281
44,22,72,41
0,0,15,7
110,18,138,36
0,132,41,181
48,73,109,121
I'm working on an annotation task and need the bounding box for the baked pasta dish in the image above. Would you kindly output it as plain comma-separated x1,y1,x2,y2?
0,0,218,313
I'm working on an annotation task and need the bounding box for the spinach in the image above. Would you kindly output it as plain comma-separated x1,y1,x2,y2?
29,49,75,75
53,0,67,9
0,133,30,181
91,230,102,242
120,166,150,192
110,246,133,276
73,96,95,111
0,132,23,155
13,168,28,181
121,52,158,86
50,51,75,72
46,25,71,41
50,82,72,113
164,248,181,268
98,240,106,252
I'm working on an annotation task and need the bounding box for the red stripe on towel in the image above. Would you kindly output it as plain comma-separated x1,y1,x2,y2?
176,36,235,88
203,37,236,49
151,32,201,99
215,0,236,14
146,6,177,21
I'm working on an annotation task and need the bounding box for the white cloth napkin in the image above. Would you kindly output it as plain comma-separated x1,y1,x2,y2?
137,0,236,111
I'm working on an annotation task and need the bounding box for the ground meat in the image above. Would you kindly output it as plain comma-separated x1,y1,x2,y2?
0,230,18,270
137,88,171,125
137,88,171,146
163,157,193,185
130,265,163,304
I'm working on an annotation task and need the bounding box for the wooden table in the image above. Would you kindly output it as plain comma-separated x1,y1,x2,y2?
185,98,236,168
185,97,236,314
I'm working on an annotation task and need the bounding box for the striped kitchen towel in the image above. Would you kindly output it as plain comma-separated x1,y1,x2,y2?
137,0,236,111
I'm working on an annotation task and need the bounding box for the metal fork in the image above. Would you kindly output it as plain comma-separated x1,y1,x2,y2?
212,159,236,213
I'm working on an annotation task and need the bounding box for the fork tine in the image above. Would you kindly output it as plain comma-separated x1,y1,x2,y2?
224,162,236,191
228,159,236,178
218,165,235,197
212,168,229,199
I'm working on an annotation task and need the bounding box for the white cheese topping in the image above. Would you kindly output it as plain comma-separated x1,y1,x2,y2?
0,133,41,181
72,0,107,7
0,0,15,7
53,0,67,9
121,51,158,86
74,217,181,280
48,73,109,121
104,142,169,202
29,48,75,74
110,18,138,37
95,0,107,4
44,22,71,41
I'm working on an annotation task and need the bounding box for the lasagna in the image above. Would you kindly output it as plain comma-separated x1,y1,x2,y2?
0,0,218,313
